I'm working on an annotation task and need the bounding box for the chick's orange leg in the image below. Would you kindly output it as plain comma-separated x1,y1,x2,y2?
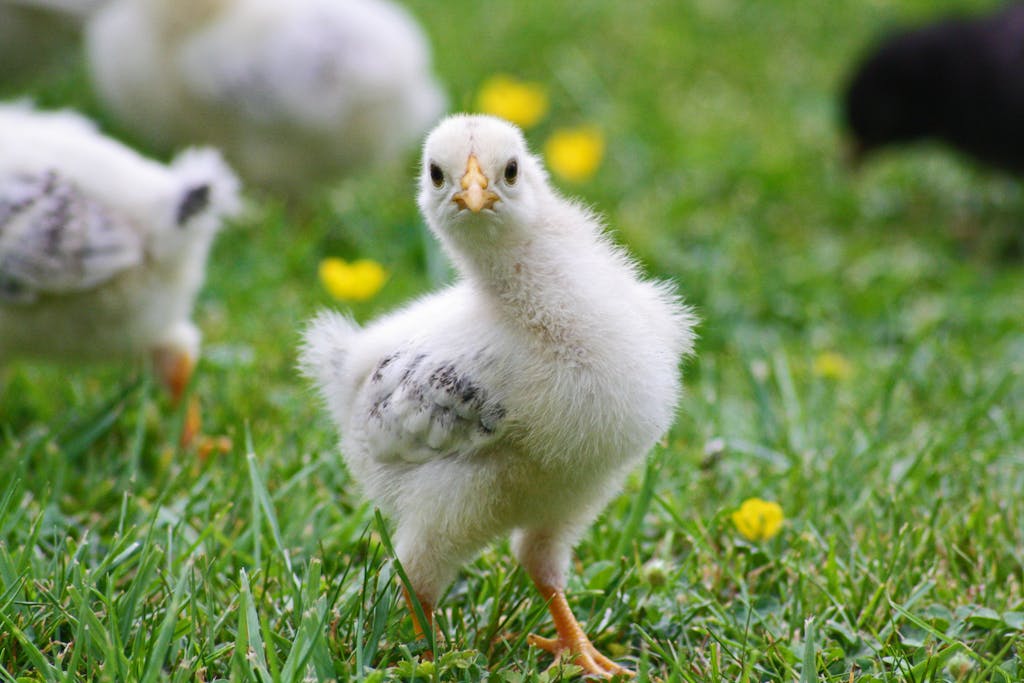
151,348,200,447
402,586,436,660
527,583,632,679
152,347,194,404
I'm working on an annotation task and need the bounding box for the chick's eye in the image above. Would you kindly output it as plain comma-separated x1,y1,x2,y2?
429,163,444,187
504,159,518,185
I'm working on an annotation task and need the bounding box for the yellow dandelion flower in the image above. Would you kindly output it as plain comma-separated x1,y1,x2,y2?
731,498,784,542
318,258,387,302
475,75,549,128
544,126,605,183
813,351,854,381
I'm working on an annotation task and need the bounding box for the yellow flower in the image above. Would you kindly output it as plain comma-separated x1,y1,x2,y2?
731,498,784,542
475,75,548,128
813,351,853,381
544,126,605,183
318,258,387,302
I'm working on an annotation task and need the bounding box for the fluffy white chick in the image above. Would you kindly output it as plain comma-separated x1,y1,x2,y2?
301,114,696,677
0,103,240,426
85,0,446,195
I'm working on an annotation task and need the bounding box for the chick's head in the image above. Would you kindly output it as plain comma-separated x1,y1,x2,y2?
417,114,549,247
147,148,241,261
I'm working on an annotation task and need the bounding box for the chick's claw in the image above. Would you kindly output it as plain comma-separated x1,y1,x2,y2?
528,587,633,679
528,632,633,679
195,434,233,460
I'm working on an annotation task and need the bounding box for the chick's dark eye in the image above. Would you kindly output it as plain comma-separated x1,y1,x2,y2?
504,159,518,184
429,163,444,187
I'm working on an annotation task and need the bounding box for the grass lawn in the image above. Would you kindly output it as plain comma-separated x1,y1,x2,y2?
2,0,1023,680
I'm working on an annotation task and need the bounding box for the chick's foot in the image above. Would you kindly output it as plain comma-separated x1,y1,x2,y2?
528,587,633,679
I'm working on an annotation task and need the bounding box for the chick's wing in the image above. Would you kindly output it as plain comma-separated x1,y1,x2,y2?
359,349,508,464
0,171,142,304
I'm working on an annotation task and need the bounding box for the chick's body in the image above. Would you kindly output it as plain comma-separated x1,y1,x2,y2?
303,115,695,675
0,104,239,398
86,0,445,194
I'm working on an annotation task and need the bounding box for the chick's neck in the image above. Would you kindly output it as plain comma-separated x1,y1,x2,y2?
455,222,604,360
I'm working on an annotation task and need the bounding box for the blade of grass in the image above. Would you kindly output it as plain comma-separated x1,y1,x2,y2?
139,562,191,683
245,430,300,597
612,449,660,560
799,616,816,683
234,568,273,682
373,508,435,655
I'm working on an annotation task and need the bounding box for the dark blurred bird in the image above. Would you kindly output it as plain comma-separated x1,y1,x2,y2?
842,3,1024,173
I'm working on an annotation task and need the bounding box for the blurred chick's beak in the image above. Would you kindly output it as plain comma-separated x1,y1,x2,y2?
453,154,499,212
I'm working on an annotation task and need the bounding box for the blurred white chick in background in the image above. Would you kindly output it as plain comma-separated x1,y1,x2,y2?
0,103,240,440
302,115,696,677
86,0,446,195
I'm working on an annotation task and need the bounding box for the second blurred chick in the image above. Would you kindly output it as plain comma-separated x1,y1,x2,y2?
86,0,446,196
0,103,240,433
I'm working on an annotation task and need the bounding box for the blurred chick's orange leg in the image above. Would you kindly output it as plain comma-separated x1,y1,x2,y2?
181,396,201,448
402,586,435,660
152,347,195,405
527,583,632,679
152,348,200,447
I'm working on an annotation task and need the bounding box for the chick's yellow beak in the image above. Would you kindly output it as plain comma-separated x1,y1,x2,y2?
453,154,499,212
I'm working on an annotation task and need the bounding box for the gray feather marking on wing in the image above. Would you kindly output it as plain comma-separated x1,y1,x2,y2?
364,351,506,463
0,171,143,304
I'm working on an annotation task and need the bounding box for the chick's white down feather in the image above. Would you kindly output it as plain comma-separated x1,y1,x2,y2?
86,0,446,193
0,103,240,372
302,115,696,666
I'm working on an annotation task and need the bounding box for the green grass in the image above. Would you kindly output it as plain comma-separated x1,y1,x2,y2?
2,0,1023,680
